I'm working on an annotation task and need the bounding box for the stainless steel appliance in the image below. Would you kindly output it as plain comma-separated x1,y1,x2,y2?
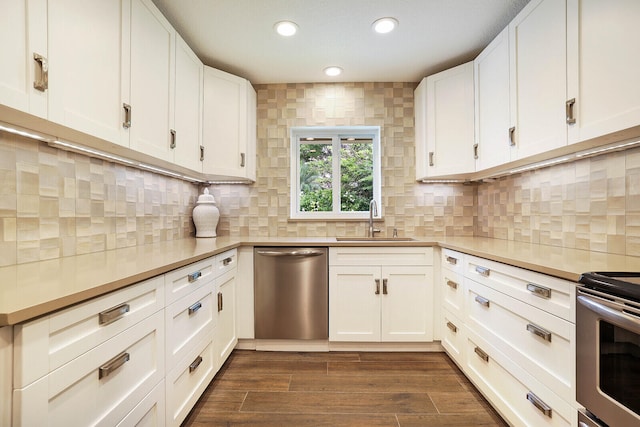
577,272,640,427
254,247,328,340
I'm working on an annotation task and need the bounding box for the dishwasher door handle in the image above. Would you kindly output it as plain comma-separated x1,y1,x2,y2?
255,249,326,257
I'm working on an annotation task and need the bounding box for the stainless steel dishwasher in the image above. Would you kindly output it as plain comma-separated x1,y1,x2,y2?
254,247,328,339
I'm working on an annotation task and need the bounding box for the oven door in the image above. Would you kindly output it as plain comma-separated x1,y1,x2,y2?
577,290,640,427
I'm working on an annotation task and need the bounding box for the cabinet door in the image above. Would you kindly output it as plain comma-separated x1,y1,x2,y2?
245,81,257,181
474,27,513,171
426,61,475,176
202,67,248,177
215,269,237,366
0,327,11,427
567,0,640,144
509,0,567,159
329,266,381,341
47,0,129,146
0,0,47,118
129,0,175,161
414,78,428,180
174,34,202,171
381,266,433,342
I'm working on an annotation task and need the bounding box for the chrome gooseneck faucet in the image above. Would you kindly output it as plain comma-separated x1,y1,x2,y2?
368,199,380,238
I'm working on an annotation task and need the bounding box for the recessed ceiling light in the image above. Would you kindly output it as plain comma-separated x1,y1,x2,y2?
324,66,343,77
274,21,298,36
372,17,398,34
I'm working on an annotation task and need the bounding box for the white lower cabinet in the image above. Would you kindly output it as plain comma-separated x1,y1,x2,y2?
13,311,165,427
329,247,434,342
441,309,464,363
117,379,165,427
214,268,237,364
1,326,12,427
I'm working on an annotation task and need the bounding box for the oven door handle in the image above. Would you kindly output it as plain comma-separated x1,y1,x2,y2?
578,295,640,334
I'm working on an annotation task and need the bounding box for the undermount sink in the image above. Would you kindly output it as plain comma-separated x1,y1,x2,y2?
335,237,416,242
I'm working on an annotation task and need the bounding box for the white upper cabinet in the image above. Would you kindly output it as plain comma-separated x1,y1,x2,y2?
173,34,203,171
474,27,513,171
566,0,640,145
202,67,257,181
47,0,130,147
129,0,175,162
509,0,567,160
0,0,47,118
415,61,475,179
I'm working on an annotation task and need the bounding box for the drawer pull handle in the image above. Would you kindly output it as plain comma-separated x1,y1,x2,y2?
527,391,552,418
445,279,458,290
99,351,130,379
188,271,202,283
188,301,202,315
474,347,489,362
189,355,203,373
217,292,223,312
382,278,388,295
527,283,551,299
375,279,380,295
222,257,233,266
445,256,458,265
526,323,552,342
99,303,130,325
475,295,490,307
446,321,457,333
475,266,490,277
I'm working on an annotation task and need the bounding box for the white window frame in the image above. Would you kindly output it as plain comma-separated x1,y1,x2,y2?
290,126,381,220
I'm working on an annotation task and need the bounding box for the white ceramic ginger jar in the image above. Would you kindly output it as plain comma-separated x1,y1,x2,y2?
192,187,220,238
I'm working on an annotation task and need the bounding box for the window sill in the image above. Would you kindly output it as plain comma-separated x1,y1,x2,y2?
287,217,384,223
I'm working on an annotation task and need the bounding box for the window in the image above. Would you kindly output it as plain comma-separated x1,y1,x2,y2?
290,126,381,219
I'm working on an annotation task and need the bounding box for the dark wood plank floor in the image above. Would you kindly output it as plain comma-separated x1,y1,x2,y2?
182,350,508,427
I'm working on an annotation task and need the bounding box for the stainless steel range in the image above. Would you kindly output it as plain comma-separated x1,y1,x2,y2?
577,272,640,427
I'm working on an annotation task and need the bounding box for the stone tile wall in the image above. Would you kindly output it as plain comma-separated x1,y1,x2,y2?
0,131,198,267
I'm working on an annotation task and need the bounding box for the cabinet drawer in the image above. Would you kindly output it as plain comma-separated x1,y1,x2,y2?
166,332,217,427
165,281,216,370
13,311,165,427
165,256,216,305
441,248,464,275
465,255,575,322
466,278,574,403
464,329,574,427
441,267,464,314
117,379,165,427
14,276,164,388
329,247,433,266
441,309,464,366
215,248,237,277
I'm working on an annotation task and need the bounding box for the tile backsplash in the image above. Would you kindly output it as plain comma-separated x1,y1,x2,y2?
1,81,638,266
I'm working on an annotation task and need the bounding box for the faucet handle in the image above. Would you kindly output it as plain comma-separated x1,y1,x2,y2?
393,228,398,238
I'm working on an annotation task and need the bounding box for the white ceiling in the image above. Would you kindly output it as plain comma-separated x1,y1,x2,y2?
152,0,530,84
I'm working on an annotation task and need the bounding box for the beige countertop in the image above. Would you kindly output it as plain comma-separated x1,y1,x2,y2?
1,236,638,326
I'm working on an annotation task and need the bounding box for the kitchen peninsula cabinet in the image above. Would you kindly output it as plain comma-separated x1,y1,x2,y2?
1,326,11,427
202,67,257,181
329,247,433,342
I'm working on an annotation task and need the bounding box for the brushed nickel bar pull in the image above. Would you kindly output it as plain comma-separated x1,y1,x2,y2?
240,152,246,167
217,292,223,312
33,53,48,91
566,98,576,125
375,279,380,295
527,323,552,342
382,278,388,295
474,346,489,362
99,303,130,325
170,129,176,149
445,279,458,290
527,391,552,417
188,271,202,283
428,151,435,166
475,266,490,277
99,351,130,379
122,103,132,128
475,295,490,307
508,126,516,146
222,257,233,266
527,283,551,299
445,256,458,265
189,355,203,373
446,321,457,333
188,301,202,315
473,143,479,160
200,145,205,161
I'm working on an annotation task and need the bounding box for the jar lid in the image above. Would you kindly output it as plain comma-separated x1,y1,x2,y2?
197,188,216,204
